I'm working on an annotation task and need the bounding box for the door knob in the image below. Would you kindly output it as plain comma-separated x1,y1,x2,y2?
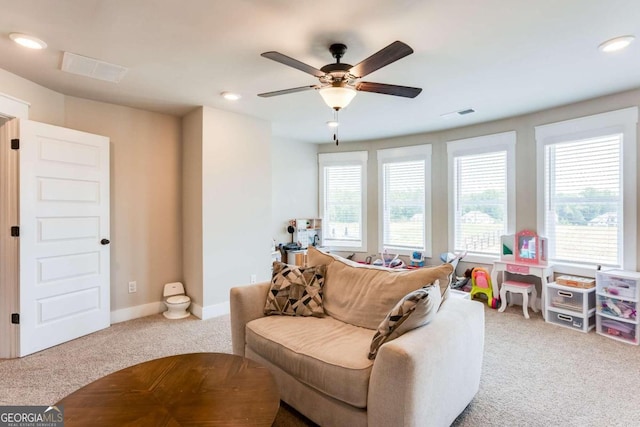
101,239,110,245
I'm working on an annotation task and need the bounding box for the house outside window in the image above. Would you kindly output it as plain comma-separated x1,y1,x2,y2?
377,144,432,257
535,107,638,273
318,151,368,251
447,131,516,262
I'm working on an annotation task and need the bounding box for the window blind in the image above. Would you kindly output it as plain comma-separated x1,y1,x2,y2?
323,164,362,246
544,135,621,266
381,160,425,250
453,151,507,254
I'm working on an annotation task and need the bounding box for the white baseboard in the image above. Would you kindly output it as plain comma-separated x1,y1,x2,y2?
110,300,230,323
190,301,230,320
110,301,165,324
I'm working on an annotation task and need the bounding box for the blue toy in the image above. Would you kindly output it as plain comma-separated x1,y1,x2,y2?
411,251,425,267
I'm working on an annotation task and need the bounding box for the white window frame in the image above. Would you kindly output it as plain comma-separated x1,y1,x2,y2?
377,144,432,257
318,151,368,252
535,107,638,275
447,131,516,263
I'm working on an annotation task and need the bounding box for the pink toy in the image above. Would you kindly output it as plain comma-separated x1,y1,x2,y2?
470,267,496,307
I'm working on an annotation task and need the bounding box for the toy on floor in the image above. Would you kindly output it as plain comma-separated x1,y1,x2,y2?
411,251,425,267
470,267,499,308
451,268,472,291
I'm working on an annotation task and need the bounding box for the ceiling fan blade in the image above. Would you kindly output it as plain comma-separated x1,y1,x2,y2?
349,41,414,78
258,85,320,97
261,51,325,77
355,82,422,98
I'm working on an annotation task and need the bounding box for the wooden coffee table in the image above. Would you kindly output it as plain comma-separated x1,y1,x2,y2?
57,352,280,426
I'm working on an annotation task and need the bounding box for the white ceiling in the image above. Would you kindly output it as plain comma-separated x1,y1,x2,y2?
1,0,639,143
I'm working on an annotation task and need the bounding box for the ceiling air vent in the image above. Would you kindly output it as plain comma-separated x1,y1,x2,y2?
440,108,476,119
61,52,128,83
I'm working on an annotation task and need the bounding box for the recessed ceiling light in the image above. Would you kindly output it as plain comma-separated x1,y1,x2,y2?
221,91,241,101
598,35,634,53
9,33,47,49
326,120,339,128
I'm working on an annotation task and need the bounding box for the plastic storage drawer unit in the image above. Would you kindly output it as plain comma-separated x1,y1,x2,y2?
547,284,595,314
597,318,638,344
596,295,637,321
596,271,638,300
544,281,596,332
595,269,639,345
547,308,595,333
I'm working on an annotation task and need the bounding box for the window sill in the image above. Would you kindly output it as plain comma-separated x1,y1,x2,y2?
324,246,367,254
456,253,499,265
549,261,604,279
380,248,427,258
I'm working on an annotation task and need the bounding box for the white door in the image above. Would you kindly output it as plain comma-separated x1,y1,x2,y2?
18,119,110,356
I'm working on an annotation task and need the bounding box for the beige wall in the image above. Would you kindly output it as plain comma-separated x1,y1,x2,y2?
0,69,183,317
271,136,318,244
0,69,64,126
181,108,204,306
183,106,272,313
318,88,640,272
201,106,272,306
64,96,183,311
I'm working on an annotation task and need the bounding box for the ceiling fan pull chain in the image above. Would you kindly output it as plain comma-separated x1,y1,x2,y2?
334,110,340,145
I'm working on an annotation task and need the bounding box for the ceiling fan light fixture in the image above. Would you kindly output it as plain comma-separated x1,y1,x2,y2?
319,86,356,110
9,33,47,49
598,35,634,52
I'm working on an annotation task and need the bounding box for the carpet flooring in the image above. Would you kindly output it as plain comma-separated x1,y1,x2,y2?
1,303,638,426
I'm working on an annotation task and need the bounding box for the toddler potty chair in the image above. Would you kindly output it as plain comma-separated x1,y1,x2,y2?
163,282,191,319
470,267,495,306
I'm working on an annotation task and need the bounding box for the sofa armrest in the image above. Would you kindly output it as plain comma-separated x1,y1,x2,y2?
368,297,485,427
229,282,271,357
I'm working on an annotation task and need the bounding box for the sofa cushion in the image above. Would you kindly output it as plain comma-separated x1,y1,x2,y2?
307,245,339,266
245,315,374,408
306,247,454,329
264,262,326,317
368,283,442,360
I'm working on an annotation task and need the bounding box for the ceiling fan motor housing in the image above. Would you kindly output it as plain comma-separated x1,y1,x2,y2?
320,64,354,85
320,44,355,85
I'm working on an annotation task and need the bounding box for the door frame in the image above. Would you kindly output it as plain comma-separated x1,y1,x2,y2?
0,93,29,358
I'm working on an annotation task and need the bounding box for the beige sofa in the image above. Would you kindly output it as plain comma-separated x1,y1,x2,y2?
230,248,485,427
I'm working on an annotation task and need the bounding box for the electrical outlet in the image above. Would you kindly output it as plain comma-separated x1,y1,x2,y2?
250,274,257,284
128,281,137,293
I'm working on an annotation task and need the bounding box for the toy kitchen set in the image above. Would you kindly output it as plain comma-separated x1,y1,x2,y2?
280,218,324,266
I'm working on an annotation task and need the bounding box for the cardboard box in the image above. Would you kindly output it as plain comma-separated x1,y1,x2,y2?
556,275,595,289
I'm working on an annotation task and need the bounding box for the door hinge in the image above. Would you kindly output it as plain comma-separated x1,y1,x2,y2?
10,226,19,237
10,139,19,150
11,313,19,324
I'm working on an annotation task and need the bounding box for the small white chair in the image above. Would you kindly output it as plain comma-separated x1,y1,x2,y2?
499,280,538,319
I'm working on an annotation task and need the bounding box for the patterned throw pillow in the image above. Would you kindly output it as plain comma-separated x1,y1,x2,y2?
368,282,442,360
264,262,326,317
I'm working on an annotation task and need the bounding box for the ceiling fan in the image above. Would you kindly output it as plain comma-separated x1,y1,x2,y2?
258,41,422,111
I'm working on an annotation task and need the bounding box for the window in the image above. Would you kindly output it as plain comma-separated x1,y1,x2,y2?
447,132,516,261
536,107,638,272
377,145,431,256
318,151,367,251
